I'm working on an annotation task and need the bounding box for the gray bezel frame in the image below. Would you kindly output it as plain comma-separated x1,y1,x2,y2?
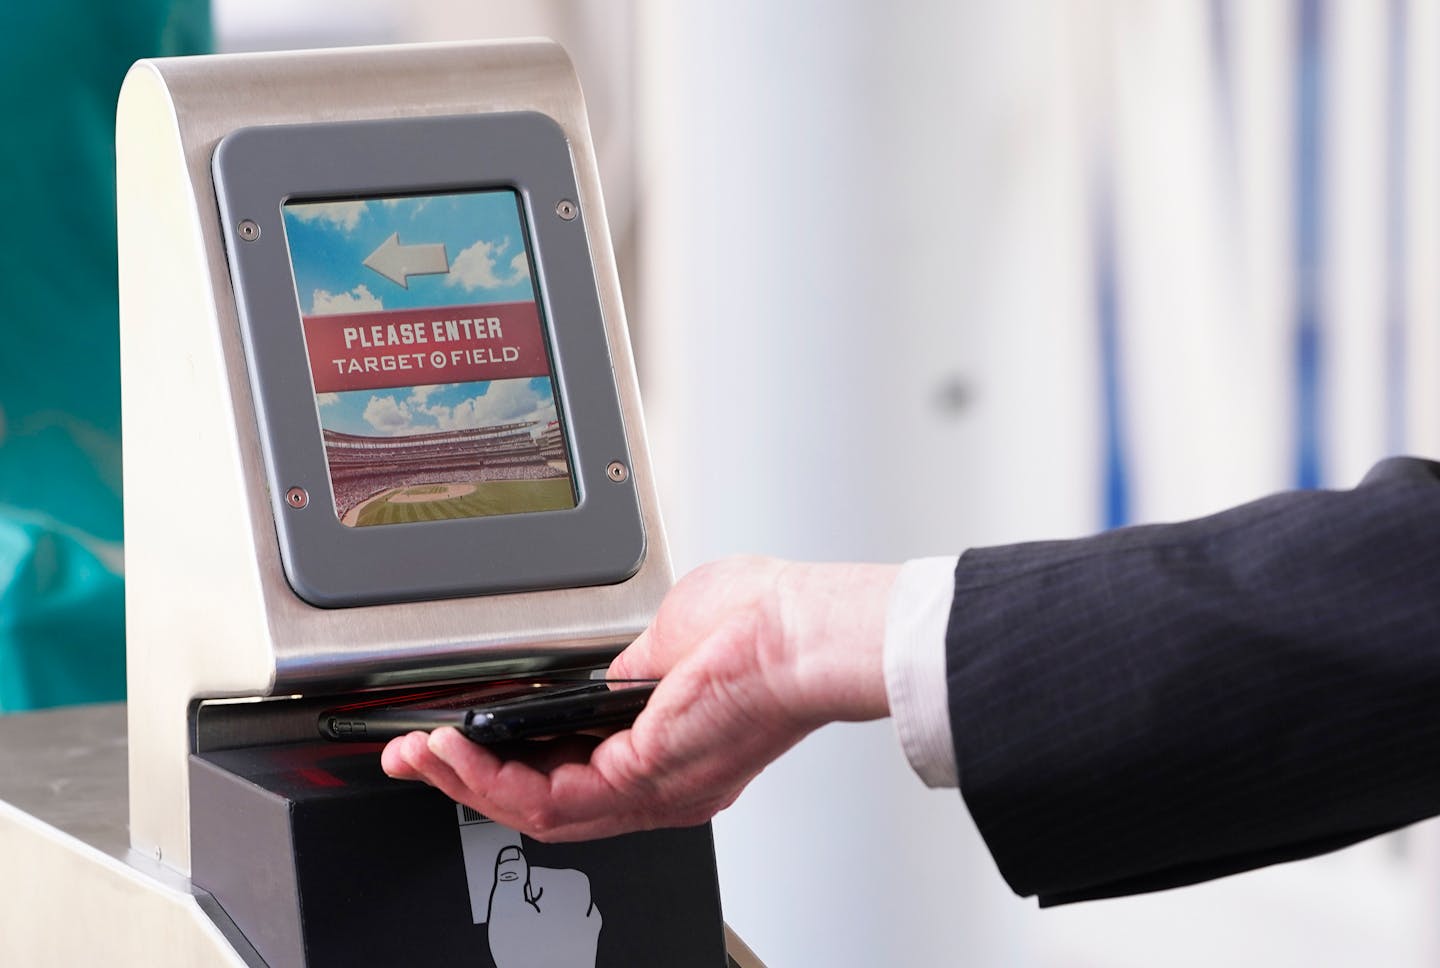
212,113,645,608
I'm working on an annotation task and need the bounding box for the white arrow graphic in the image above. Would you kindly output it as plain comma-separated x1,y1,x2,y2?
363,232,450,288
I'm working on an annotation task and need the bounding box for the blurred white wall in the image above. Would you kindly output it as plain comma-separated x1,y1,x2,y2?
212,1,1440,964
636,2,1086,964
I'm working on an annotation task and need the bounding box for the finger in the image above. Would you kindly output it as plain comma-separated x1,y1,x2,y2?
461,732,725,844
425,728,566,827
487,844,533,921
385,731,462,788
409,728,507,806
451,661,722,840
380,735,421,779
398,731,641,841
491,734,602,774
415,733,484,806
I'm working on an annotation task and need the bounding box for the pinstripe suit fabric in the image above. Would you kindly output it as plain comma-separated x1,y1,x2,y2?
948,456,1440,905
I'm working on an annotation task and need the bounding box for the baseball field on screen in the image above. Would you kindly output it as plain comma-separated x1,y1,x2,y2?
353,480,575,527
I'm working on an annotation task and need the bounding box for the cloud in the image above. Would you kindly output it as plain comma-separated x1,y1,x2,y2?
405,383,452,407
315,392,340,408
509,252,531,282
354,381,556,437
417,380,556,431
311,284,383,316
363,395,413,434
380,197,430,217
447,238,530,291
288,200,369,232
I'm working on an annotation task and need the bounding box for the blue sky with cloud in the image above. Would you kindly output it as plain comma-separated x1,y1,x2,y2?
317,377,559,438
283,190,538,315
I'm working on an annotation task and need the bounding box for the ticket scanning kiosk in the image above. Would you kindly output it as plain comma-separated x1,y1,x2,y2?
0,41,766,967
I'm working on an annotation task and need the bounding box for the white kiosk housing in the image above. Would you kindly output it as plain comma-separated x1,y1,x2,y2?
0,41,765,968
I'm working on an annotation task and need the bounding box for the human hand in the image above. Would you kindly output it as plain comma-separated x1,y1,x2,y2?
382,556,899,841
487,845,601,968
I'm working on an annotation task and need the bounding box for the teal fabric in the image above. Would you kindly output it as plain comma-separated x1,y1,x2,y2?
0,3,211,711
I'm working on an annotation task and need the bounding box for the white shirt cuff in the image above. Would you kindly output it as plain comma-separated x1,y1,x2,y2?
883,555,960,788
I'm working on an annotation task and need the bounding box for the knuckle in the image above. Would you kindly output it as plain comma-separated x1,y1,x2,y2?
522,803,561,836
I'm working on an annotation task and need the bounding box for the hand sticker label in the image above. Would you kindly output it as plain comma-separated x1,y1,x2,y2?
488,845,602,968
457,805,602,968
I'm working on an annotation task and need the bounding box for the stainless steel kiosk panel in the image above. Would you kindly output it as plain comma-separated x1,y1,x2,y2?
116,40,673,877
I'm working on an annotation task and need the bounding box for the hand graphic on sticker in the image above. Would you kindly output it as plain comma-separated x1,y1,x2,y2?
487,845,602,968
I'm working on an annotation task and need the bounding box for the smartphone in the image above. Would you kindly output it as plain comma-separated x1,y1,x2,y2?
318,679,657,744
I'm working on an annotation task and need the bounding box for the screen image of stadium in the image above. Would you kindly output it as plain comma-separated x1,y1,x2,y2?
320,380,573,527
282,189,578,527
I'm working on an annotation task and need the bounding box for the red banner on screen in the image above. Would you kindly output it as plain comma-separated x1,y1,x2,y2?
303,301,551,393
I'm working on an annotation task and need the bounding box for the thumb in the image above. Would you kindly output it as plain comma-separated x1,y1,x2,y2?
488,844,534,920
607,627,658,682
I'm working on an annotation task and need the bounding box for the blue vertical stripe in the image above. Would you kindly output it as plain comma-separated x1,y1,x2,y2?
1384,0,1407,454
1096,174,1130,530
1294,0,1325,489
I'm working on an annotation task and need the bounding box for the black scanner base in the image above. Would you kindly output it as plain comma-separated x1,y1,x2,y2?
190,742,727,967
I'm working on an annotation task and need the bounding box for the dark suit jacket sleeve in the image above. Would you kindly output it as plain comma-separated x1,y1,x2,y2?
947,456,1440,906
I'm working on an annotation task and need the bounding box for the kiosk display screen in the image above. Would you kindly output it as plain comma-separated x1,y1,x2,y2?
216,113,646,604
281,190,576,528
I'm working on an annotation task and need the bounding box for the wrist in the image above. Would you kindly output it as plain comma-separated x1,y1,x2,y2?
774,560,899,725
